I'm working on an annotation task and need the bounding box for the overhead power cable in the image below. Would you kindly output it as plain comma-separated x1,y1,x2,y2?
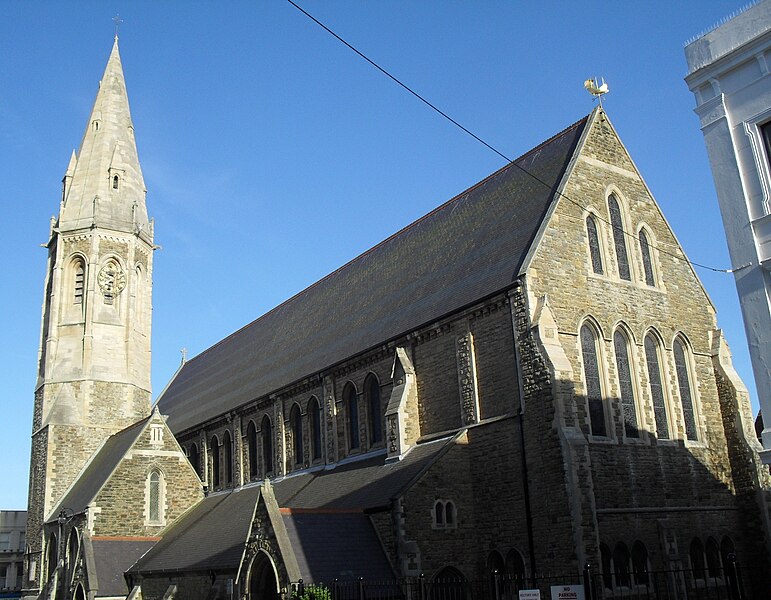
286,0,738,275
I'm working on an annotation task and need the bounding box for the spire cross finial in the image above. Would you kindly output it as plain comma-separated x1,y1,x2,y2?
180,347,188,364
112,14,123,39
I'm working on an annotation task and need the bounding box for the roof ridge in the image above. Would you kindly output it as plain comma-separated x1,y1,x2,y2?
181,113,590,367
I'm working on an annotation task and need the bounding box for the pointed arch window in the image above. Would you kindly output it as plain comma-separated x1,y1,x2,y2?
505,550,525,581
188,443,200,477
613,330,639,438
586,215,604,274
639,229,656,287
705,537,722,578
247,421,258,479
146,469,165,525
645,333,670,439
262,415,274,475
223,430,234,485
673,338,698,441
210,436,221,488
291,404,303,467
690,538,706,580
580,322,607,437
600,543,612,590
366,374,382,445
612,543,632,587
309,397,322,462
608,194,631,281
73,260,85,305
632,542,649,586
112,175,119,190
344,383,360,451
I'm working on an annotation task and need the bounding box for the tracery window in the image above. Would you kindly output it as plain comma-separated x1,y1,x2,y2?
639,229,656,287
147,469,164,524
247,420,258,479
262,415,274,475
291,404,303,467
613,329,639,438
586,215,604,275
644,333,670,439
309,397,322,462
505,550,526,581
705,538,722,578
673,338,699,441
580,322,607,437
608,194,631,281
344,382,360,450
223,430,234,485
366,374,382,445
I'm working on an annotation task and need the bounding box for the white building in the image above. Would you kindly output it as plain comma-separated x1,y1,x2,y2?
0,511,26,598
684,0,771,465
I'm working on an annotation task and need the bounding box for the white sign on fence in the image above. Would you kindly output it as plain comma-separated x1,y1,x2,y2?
550,584,585,600
519,590,541,600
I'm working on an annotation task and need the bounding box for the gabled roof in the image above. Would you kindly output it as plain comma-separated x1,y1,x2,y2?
49,416,151,520
91,538,158,597
128,436,454,576
158,115,590,433
283,512,395,582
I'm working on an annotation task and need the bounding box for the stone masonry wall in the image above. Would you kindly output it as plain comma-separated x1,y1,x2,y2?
526,111,768,568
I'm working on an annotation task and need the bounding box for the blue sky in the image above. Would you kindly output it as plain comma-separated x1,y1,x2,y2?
0,1,759,510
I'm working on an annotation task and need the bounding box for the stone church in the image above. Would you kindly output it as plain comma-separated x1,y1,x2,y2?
25,39,771,600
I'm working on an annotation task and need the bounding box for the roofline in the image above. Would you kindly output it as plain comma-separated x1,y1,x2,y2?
519,108,599,277
175,113,592,370
389,431,464,503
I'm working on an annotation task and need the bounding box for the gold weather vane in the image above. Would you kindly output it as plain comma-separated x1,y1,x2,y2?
584,77,609,108
113,14,124,39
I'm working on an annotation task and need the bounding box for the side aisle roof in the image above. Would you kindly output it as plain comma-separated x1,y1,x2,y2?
158,113,591,433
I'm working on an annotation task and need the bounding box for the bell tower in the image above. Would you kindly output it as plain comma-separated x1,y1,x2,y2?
25,37,153,594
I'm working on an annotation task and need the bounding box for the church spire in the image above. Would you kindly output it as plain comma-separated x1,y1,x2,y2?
58,37,150,238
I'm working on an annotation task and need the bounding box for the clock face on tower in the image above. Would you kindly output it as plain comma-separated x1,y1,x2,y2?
98,259,127,303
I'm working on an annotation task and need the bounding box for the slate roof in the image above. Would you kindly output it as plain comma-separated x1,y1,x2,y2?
284,513,395,582
48,417,151,520
91,538,158,597
129,436,454,575
157,115,589,433
128,489,255,574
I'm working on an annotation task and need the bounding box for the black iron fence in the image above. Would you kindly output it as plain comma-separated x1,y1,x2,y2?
290,558,767,600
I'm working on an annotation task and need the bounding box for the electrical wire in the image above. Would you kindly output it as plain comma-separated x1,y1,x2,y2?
286,0,740,275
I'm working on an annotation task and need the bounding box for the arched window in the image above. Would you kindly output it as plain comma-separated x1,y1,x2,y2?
644,333,670,439
690,538,706,580
673,338,698,441
73,259,85,305
47,532,58,578
639,229,656,287
434,500,444,526
308,397,322,462
586,215,604,275
613,329,639,438
261,416,273,475
291,404,303,467
247,421,258,479
631,541,648,585
112,174,119,190
344,383,360,450
67,528,79,578
445,501,456,526
366,374,382,445
432,500,457,529
613,543,631,587
504,549,525,581
705,537,722,578
720,536,735,567
223,430,234,485
147,469,164,524
600,543,612,590
608,194,631,281
210,436,221,488
188,443,200,477
432,566,467,600
487,551,504,598
580,322,607,437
